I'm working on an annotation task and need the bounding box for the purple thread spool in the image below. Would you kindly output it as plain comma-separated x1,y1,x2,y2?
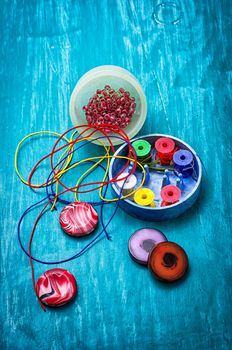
173,149,194,177
128,228,167,265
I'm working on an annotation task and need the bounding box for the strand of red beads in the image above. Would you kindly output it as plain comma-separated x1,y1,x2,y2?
83,85,136,129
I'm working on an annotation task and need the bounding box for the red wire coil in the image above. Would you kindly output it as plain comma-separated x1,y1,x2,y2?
27,124,137,193
26,124,138,311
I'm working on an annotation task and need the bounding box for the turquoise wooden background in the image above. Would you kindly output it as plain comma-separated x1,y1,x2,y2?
1,0,231,349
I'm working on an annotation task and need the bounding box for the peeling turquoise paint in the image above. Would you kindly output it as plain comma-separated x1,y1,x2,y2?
0,1,231,349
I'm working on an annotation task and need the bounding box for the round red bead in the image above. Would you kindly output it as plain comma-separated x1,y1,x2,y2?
60,202,98,236
36,268,77,307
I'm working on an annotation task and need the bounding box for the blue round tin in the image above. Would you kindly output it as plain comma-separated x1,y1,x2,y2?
109,134,202,221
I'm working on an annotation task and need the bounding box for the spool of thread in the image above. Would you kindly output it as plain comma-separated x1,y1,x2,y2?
117,172,137,196
173,149,194,177
160,185,181,207
148,242,188,282
134,188,155,207
132,139,151,162
128,228,168,265
155,137,176,165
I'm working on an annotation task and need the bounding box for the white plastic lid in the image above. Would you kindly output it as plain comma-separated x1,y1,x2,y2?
69,65,147,146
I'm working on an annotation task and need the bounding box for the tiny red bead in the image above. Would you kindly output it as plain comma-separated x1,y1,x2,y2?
112,93,118,99
109,116,116,122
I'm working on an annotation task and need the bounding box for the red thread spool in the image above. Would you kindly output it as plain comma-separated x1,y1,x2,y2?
160,185,181,207
155,137,176,165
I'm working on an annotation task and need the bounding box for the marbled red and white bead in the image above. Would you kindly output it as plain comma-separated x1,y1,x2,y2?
36,268,77,307
59,202,98,237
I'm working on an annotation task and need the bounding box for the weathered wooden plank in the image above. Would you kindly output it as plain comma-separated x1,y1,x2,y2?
0,0,231,349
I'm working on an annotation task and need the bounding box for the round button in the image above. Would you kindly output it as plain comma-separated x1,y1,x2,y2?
128,228,167,265
36,268,77,307
60,202,98,237
148,242,188,282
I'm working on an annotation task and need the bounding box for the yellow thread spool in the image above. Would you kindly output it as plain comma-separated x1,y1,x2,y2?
134,188,156,207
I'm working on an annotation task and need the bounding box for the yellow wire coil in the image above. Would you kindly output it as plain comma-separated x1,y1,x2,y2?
15,130,147,207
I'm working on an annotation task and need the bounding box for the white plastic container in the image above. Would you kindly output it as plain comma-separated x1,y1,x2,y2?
69,65,147,146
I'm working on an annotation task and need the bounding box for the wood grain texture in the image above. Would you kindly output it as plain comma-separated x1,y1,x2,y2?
0,0,231,349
